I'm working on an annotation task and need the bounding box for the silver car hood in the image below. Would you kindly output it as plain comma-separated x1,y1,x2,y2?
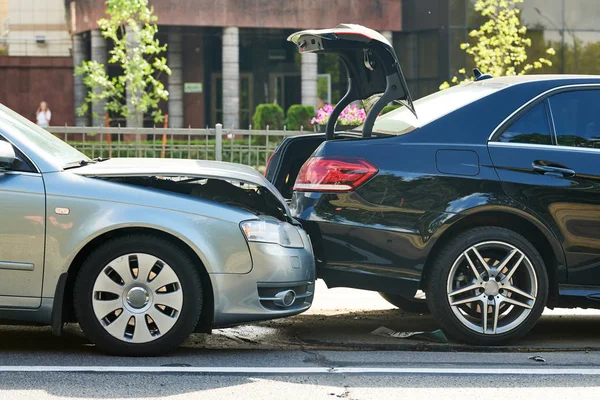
72,158,292,217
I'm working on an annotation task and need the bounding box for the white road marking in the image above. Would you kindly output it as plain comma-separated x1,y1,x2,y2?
0,366,599,375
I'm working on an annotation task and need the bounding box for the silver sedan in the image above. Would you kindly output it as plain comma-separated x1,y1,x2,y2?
0,104,315,356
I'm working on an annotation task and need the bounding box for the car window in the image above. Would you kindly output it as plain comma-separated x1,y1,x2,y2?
549,90,600,149
0,104,89,167
498,103,552,145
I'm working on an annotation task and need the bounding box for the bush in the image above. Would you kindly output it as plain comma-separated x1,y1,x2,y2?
284,105,315,130
381,104,401,115
252,103,284,130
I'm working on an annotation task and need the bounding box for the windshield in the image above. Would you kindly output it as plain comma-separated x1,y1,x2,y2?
369,81,506,135
0,104,89,167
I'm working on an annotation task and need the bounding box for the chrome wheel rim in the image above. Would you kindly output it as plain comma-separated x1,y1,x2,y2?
92,253,184,344
446,241,538,335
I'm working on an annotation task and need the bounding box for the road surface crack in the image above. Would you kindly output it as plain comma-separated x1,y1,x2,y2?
301,348,333,368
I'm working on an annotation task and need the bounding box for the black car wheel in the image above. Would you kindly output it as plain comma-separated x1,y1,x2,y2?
427,227,548,345
379,293,430,314
74,235,203,356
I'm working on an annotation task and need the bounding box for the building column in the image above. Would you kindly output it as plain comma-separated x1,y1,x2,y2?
168,28,184,128
72,33,88,126
222,27,239,129
301,53,318,109
90,29,107,126
126,26,143,127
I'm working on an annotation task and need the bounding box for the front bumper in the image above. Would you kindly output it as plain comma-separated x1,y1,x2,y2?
210,227,316,328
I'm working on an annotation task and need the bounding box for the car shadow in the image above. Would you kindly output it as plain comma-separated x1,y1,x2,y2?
0,308,597,356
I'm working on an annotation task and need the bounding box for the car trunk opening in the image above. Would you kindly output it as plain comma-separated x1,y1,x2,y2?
288,23,415,140
266,24,416,198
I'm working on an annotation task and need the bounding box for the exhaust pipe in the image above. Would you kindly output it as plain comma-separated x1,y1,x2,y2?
273,290,296,308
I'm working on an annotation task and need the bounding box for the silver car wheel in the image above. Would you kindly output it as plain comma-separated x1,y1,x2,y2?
446,241,538,335
92,253,184,344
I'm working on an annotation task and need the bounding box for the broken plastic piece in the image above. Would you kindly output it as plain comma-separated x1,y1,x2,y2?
528,355,546,363
371,326,448,343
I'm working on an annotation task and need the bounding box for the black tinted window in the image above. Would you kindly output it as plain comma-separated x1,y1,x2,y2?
550,90,600,149
499,103,552,145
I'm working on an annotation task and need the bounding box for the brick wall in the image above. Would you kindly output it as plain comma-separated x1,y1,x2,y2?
73,0,402,33
0,56,74,125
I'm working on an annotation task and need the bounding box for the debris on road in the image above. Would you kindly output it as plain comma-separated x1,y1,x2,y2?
529,356,547,363
371,326,449,343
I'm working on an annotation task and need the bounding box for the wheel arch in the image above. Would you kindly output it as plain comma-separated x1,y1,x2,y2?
420,208,565,308
59,227,214,333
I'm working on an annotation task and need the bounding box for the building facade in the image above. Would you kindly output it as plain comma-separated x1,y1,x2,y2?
398,0,600,99
0,0,73,125
68,0,402,128
1,0,600,127
5,0,71,57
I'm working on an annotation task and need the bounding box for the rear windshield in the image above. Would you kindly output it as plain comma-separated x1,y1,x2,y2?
369,81,505,135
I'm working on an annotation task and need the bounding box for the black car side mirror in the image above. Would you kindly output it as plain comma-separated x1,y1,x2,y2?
0,141,16,170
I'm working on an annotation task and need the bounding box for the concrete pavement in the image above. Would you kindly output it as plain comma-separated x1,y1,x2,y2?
0,280,599,399
1,351,600,399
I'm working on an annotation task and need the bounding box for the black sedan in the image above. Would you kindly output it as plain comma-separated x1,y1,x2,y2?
267,24,600,345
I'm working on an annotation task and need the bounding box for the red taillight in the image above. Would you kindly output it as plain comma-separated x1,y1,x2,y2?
293,156,378,192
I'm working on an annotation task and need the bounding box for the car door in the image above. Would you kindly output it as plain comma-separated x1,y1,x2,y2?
488,87,600,285
0,138,45,308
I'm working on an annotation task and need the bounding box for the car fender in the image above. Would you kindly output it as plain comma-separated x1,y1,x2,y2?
424,203,567,284
42,182,254,299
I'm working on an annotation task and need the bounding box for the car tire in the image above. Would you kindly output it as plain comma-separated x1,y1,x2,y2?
426,227,548,346
379,293,430,314
74,235,203,356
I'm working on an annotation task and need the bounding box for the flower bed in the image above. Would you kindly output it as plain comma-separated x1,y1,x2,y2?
311,104,366,127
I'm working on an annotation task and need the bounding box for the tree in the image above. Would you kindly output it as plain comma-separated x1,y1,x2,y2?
440,0,555,90
75,0,170,126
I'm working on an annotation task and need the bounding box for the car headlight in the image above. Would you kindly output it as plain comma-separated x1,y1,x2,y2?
240,218,304,248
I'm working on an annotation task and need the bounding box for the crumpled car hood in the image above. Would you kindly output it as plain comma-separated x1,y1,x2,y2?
72,158,292,217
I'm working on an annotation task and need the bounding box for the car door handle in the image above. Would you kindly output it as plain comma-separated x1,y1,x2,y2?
532,162,576,178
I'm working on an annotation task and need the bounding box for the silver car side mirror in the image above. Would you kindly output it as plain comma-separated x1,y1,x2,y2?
0,141,16,170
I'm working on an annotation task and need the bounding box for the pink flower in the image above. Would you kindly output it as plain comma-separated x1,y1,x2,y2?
311,103,366,126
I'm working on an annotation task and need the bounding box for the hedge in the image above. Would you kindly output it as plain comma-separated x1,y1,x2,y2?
252,103,284,130
284,104,315,130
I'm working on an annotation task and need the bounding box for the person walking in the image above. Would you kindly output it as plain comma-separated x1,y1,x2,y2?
36,101,52,127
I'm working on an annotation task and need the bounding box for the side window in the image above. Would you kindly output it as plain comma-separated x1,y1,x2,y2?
498,103,552,145
549,90,600,149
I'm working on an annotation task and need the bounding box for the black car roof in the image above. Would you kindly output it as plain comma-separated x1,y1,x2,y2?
479,74,600,87
410,74,600,145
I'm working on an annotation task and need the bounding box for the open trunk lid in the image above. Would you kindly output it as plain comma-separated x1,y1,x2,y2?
288,24,416,139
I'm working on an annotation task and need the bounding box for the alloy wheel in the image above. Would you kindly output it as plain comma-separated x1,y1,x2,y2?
446,241,538,335
91,253,184,343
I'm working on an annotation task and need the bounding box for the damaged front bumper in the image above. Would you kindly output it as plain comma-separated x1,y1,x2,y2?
210,224,316,328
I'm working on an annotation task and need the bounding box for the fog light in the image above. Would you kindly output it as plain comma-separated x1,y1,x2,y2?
273,290,296,308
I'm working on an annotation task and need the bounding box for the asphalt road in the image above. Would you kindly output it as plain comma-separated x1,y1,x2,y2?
1,280,599,399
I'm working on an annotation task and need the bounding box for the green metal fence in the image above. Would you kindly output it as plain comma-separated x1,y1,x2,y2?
47,124,316,170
